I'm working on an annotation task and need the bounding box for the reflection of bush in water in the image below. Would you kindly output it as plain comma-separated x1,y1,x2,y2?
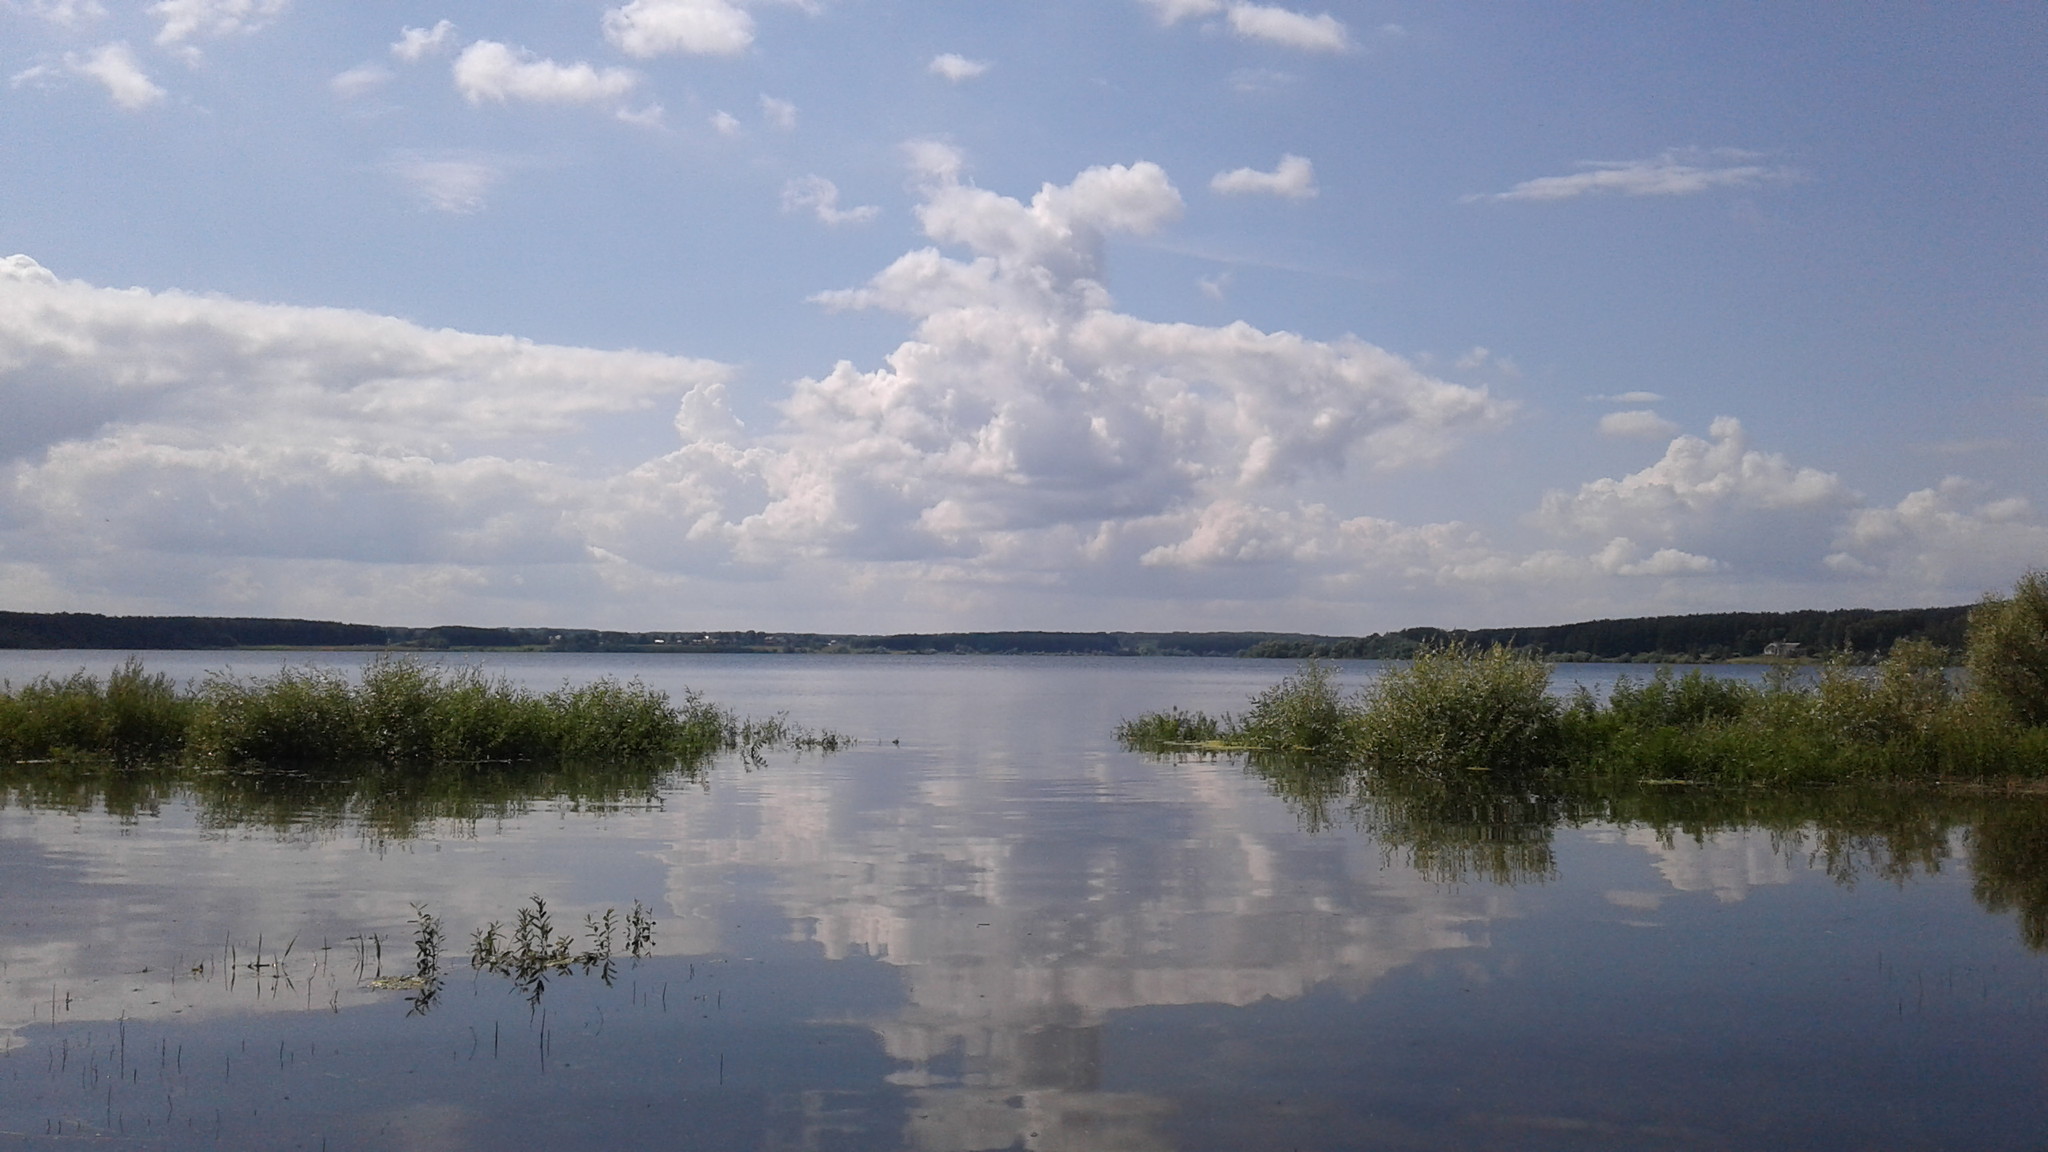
1246,750,2048,952
1251,752,1564,884
1970,810,2048,950
0,755,713,843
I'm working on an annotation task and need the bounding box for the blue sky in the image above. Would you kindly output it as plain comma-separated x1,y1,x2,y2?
3,1,2044,632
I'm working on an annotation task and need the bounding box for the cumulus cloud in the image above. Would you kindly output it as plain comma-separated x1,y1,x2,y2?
928,53,989,82
708,109,740,136
452,41,638,107
781,176,879,226
1472,148,1798,203
1591,538,1722,577
1827,479,2048,590
1226,4,1348,52
1598,409,1680,439
1210,154,1317,199
384,154,505,214
759,94,796,129
1537,417,1853,575
5,150,2034,626
391,20,454,62
0,254,727,585
149,0,285,47
620,154,1510,583
65,42,164,110
603,0,753,58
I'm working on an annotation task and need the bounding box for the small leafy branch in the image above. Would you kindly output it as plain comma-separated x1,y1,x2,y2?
461,896,658,1008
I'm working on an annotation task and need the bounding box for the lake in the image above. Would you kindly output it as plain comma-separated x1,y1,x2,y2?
2,652,2044,1150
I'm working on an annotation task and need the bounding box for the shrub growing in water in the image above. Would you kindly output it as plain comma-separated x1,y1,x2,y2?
1968,570,2048,727
1236,661,1352,753
1353,644,1562,774
0,658,191,763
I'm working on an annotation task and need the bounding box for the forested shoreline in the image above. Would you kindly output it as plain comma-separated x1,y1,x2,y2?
0,604,1974,662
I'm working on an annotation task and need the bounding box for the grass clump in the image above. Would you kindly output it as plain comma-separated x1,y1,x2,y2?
3,655,843,771
1114,707,1227,748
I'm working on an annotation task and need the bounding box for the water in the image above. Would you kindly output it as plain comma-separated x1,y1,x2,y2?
2,653,2043,1150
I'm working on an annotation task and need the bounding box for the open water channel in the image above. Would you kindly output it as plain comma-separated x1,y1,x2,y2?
2,652,2045,1150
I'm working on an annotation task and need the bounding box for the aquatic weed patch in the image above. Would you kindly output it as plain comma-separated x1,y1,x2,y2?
0,655,847,771
1118,571,2048,786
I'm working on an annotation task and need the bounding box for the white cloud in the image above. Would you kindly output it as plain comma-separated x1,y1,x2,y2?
781,176,880,226
616,103,666,129
385,154,505,214
759,94,796,129
391,20,454,62
9,63,59,89
452,41,638,107
903,139,966,186
12,0,105,26
149,0,286,47
65,43,164,110
1472,149,1798,203
1598,409,1680,439
1226,4,1348,52
1537,418,1854,576
1592,538,1722,577
329,63,390,99
1210,154,1317,199
928,53,989,82
1827,478,2048,592
1137,0,1221,25
0,255,726,580
1197,272,1231,300
602,0,754,59
708,109,741,136
1591,390,1664,404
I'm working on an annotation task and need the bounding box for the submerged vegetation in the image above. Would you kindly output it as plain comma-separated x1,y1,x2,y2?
1121,571,2048,786
0,655,843,771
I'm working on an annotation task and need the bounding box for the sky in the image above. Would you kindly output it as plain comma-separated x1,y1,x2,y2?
2,1,2044,633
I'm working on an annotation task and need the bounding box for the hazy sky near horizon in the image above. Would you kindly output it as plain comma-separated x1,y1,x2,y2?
3,1,2044,632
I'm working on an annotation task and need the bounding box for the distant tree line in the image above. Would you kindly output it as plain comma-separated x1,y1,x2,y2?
1240,606,1974,663
0,604,1976,661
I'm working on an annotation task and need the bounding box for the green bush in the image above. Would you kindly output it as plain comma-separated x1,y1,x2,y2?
0,658,191,763
1114,706,1226,750
1353,645,1562,774
1605,667,1758,730
1236,661,1352,753
1968,570,2048,727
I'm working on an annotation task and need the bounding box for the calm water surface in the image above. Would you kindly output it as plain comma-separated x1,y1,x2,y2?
2,653,2044,1151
